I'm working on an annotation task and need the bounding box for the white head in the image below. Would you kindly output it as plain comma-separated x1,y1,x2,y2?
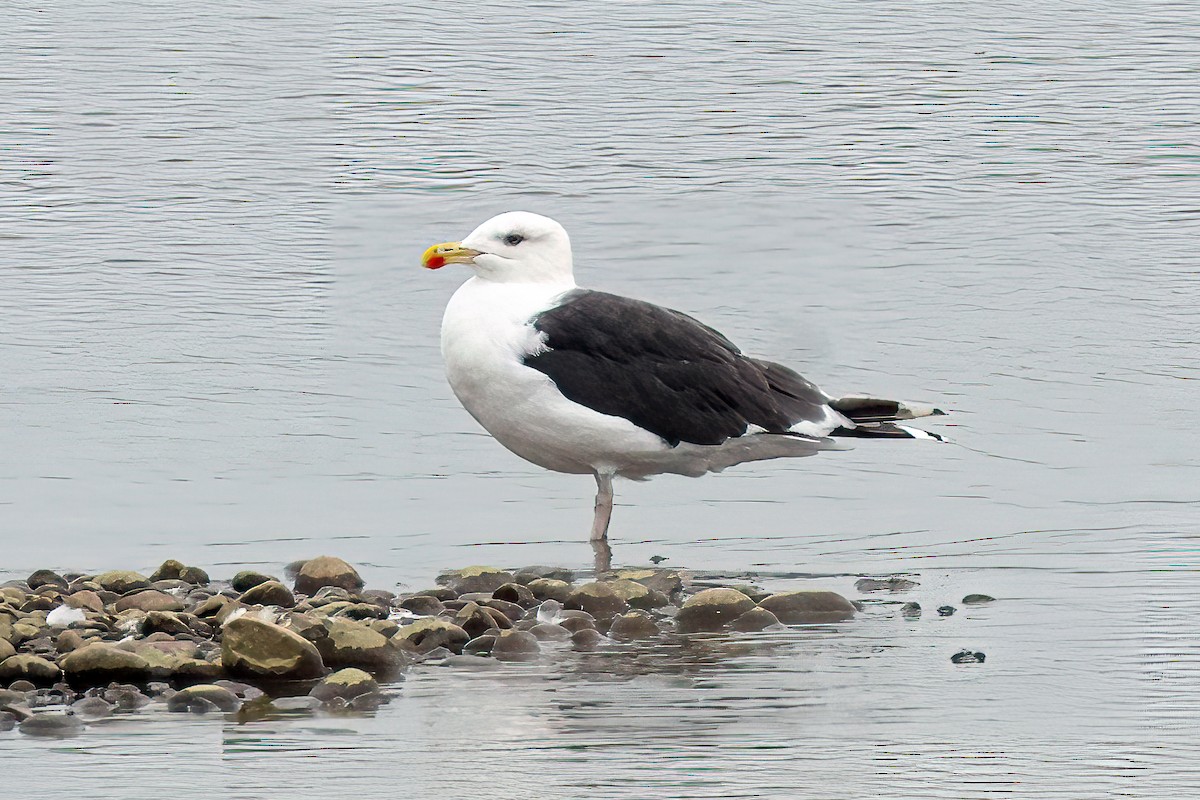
422,211,574,285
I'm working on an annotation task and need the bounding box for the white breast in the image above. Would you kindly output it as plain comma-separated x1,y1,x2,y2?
440,277,672,475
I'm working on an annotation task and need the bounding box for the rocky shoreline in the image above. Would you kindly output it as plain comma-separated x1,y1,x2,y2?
1,556,982,738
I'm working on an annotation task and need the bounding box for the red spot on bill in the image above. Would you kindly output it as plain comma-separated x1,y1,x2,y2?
425,254,446,269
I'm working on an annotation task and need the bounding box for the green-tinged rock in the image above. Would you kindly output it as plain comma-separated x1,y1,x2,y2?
309,668,378,702
26,570,68,591
61,644,152,684
565,582,629,621
93,570,151,594
676,588,755,633
114,590,184,613
855,577,918,593
316,618,403,671
221,617,325,681
526,578,572,603
492,582,536,608
758,590,856,624
149,560,186,582
491,629,540,662
608,579,670,610
730,607,781,632
293,557,364,596
240,580,296,608
608,611,662,641
231,571,274,593
514,566,575,584
167,684,241,713
962,594,996,605
437,566,515,594
179,566,210,585
399,595,444,616
610,569,683,598
0,654,61,685
395,618,470,655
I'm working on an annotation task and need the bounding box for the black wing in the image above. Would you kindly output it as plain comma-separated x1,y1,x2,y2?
522,290,830,446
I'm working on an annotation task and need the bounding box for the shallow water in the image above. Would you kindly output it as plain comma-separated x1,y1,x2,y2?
2,0,1198,796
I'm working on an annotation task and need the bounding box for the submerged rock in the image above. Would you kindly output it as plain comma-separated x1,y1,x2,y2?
394,618,470,655
491,629,540,662
757,591,856,624
900,602,922,618
937,605,956,617
962,594,996,605
19,711,83,738
310,668,379,702
730,607,781,632
676,588,755,633
221,617,325,681
565,582,628,621
855,577,919,593
951,649,986,664
608,611,661,641
167,684,242,713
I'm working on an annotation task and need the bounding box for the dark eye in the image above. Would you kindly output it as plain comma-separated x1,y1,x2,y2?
503,233,525,246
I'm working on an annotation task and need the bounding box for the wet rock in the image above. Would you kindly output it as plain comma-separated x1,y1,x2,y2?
316,618,403,672
149,560,186,582
399,595,444,616
8,679,37,693
855,576,919,593
0,655,62,685
454,602,511,639
167,684,242,713
0,711,15,731
730,607,781,632
61,644,152,685
557,615,596,634
240,580,296,608
565,582,629,621
395,618,470,655
411,587,457,602
70,695,114,721
191,594,232,618
437,566,515,595
529,623,571,642
608,578,670,611
962,594,996,605
757,591,856,624
93,570,151,594
443,654,500,670
526,578,572,603
462,634,497,656
514,565,575,584
231,571,274,593
309,668,379,702
106,687,151,710
347,690,388,712
0,639,14,661
19,711,83,738
480,599,524,624
570,628,604,649
951,649,986,664
141,610,192,636
610,569,682,598
676,588,755,633
114,590,185,613
901,602,922,618
937,605,956,617
333,602,388,621
293,556,364,596
608,611,662,641
179,566,210,585
221,617,325,681
491,629,540,662
273,696,321,713
492,582,536,608
27,570,68,591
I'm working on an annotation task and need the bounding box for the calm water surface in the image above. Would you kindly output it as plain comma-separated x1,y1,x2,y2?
2,0,1198,796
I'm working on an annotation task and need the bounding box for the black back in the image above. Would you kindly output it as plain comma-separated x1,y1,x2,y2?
522,290,829,446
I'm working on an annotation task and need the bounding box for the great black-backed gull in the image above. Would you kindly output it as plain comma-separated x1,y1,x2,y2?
422,211,946,568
